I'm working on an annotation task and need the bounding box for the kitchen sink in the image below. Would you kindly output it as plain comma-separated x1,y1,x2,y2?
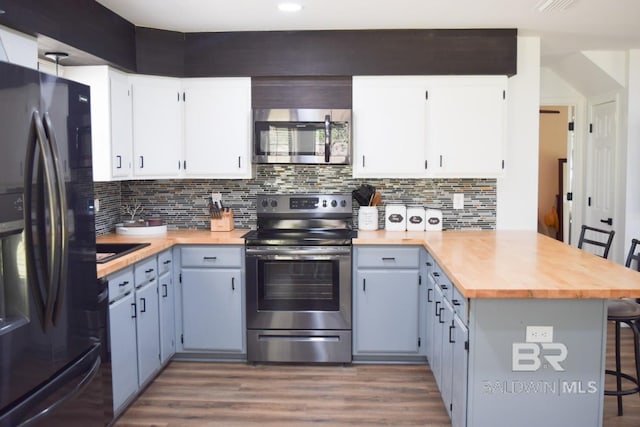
95,242,151,264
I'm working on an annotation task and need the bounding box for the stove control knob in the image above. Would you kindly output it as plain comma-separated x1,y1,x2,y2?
340,199,347,207
322,200,327,208
261,200,269,208
331,200,338,208
270,200,278,208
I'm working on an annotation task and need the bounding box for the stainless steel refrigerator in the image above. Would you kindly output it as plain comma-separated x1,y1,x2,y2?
0,60,108,426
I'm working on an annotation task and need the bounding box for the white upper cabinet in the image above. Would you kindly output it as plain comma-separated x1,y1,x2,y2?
182,78,252,178
353,76,429,178
0,25,37,69
64,66,133,181
352,75,507,179
426,76,507,178
130,74,183,178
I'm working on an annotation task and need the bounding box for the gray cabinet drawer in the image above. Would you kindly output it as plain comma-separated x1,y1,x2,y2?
134,257,157,286
157,249,173,276
181,246,243,268
356,247,420,268
108,266,134,302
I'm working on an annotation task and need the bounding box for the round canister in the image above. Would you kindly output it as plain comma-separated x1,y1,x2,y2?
406,206,426,231
358,207,379,230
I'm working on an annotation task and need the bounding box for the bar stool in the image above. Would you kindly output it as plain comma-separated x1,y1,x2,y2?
605,300,640,416
577,225,615,258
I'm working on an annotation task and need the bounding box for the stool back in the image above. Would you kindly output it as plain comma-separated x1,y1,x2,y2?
578,225,615,259
625,238,640,271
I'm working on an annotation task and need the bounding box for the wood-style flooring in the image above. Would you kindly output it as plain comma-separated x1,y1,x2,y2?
116,324,640,427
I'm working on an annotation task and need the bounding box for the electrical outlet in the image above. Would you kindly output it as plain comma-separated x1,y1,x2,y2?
526,326,553,343
453,193,464,210
94,198,100,213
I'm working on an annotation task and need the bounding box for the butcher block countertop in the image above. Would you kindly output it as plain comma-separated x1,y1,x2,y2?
355,230,640,299
96,229,248,278
97,229,640,299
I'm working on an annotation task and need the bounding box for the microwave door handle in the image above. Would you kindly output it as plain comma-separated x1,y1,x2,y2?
324,114,331,162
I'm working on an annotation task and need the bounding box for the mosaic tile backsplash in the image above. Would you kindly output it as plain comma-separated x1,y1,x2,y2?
94,165,496,235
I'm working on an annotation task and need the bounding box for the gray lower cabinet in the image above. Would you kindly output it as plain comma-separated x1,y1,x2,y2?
107,267,138,414
353,246,422,358
158,249,176,364
134,260,161,387
425,254,469,427
177,246,245,355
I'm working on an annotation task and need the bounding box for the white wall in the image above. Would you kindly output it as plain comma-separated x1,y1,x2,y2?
0,25,37,69
497,36,540,230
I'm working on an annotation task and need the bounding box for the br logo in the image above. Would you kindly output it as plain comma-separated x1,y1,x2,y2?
512,326,568,372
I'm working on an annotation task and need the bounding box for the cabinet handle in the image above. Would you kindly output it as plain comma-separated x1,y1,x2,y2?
449,324,456,343
162,284,168,298
163,260,171,265
438,306,445,324
238,156,241,169
145,268,154,274
452,299,460,306
441,285,448,290
381,257,396,261
426,262,432,267
140,298,146,313
116,155,122,169
183,160,187,170
231,277,235,291
363,278,366,292
362,155,366,168
131,302,136,319
433,272,440,277
324,114,331,163
435,301,441,318
119,280,129,287
427,288,433,302
203,256,217,261
440,155,443,168
139,156,144,169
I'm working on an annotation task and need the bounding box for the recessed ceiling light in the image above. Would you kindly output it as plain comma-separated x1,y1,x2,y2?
278,3,302,12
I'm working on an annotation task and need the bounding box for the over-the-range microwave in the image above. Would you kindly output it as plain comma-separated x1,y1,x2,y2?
253,108,351,165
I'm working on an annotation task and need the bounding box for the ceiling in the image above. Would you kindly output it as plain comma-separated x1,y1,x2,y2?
95,0,640,66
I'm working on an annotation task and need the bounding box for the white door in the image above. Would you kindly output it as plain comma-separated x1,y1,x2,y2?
585,100,617,255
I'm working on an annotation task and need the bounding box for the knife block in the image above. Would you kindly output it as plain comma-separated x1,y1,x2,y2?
210,210,234,232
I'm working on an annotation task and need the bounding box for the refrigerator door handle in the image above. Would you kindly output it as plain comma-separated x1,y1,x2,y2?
43,112,69,325
24,110,58,331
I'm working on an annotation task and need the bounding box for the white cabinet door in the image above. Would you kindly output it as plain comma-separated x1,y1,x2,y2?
158,270,175,364
108,292,138,413
354,269,420,354
451,314,469,427
135,280,160,387
131,75,182,178
109,70,133,178
352,76,428,178
182,78,252,178
64,66,133,181
426,76,507,177
181,268,244,352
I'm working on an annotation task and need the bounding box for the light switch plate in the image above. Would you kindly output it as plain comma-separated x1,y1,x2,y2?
453,193,464,210
526,326,553,343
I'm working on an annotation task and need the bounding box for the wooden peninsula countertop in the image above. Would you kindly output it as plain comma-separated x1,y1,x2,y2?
97,229,640,300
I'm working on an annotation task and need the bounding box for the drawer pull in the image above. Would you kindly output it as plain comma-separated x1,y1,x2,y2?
145,268,154,274
163,260,172,265
381,257,396,261
452,299,460,306
119,280,129,287
441,285,448,290
203,256,217,261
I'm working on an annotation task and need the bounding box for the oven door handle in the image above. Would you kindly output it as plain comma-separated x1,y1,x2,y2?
246,247,351,257
248,254,348,261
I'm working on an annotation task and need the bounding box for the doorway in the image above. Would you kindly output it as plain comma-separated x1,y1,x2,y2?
538,105,574,243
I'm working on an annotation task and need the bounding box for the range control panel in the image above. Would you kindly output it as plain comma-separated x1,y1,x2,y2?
256,194,352,215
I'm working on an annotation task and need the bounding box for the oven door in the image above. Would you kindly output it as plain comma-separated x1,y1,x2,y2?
246,246,351,330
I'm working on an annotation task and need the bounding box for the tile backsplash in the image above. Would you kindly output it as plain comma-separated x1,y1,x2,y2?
94,165,496,235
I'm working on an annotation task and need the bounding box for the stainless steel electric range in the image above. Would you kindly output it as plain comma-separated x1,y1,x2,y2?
244,193,354,363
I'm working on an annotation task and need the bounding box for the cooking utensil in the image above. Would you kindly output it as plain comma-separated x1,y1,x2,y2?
352,184,376,206
371,192,382,206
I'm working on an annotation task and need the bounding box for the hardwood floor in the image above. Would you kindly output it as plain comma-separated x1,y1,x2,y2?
116,324,640,427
